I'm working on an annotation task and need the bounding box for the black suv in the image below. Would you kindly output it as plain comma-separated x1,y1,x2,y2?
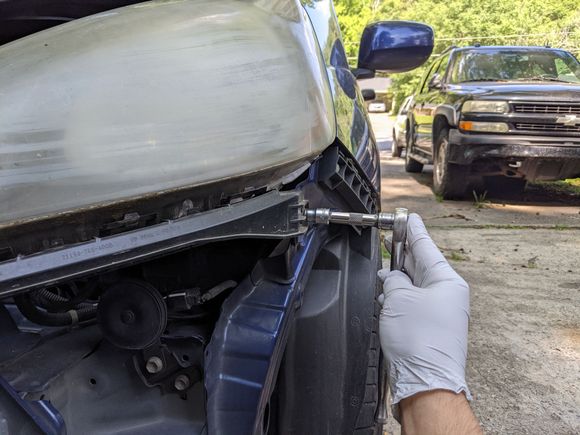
405,45,580,198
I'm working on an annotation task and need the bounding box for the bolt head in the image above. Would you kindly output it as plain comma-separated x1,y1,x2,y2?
145,356,164,374
174,374,190,391
120,309,136,324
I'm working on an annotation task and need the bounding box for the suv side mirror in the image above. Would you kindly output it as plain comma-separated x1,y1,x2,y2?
428,73,442,90
361,89,376,101
356,21,434,78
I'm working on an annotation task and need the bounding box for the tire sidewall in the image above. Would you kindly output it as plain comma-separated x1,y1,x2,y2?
432,128,466,198
391,129,400,157
433,127,449,193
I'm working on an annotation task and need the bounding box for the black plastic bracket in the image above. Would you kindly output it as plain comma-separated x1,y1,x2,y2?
317,146,377,213
0,191,307,297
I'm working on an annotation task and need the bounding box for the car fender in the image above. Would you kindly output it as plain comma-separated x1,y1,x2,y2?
433,104,459,127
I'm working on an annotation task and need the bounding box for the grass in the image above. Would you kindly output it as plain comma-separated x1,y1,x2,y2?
434,193,444,203
472,190,491,209
381,244,391,260
554,224,570,231
526,256,539,269
447,249,470,262
531,178,580,195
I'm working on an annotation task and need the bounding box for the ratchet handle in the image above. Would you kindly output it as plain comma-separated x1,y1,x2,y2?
389,208,408,272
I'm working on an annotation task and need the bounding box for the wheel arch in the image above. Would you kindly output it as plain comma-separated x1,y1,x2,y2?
432,114,451,156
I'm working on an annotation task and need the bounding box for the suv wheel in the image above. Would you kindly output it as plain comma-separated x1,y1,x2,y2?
404,128,423,173
433,128,467,199
391,129,402,158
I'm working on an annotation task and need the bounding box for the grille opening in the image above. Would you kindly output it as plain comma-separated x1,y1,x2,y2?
513,103,580,115
514,122,580,133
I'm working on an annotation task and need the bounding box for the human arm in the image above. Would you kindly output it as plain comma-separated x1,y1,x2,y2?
400,390,481,435
378,213,482,434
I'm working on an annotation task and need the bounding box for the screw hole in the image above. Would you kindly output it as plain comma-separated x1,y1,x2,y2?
89,378,97,385
182,354,190,361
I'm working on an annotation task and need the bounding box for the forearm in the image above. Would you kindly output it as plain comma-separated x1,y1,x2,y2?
400,390,482,435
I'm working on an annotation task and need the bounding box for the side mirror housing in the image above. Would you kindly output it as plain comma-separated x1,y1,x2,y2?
357,21,434,76
428,73,442,90
361,89,376,101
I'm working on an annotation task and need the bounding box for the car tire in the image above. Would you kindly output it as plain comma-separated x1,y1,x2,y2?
404,128,423,173
391,129,402,158
433,128,467,199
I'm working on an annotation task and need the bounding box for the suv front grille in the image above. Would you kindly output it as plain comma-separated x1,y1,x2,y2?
514,122,580,133
513,103,580,114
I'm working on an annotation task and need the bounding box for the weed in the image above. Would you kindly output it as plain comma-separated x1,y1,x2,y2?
472,190,491,209
526,256,539,269
447,250,469,262
434,193,444,203
532,178,580,195
381,245,391,259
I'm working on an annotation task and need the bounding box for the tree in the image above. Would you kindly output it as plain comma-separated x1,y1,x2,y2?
334,0,580,110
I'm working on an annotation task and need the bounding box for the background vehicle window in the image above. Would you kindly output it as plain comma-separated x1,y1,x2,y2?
398,97,409,114
420,53,451,93
555,58,579,82
449,49,580,83
436,53,451,80
420,60,441,93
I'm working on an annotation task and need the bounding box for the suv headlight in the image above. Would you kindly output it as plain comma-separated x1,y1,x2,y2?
462,100,509,114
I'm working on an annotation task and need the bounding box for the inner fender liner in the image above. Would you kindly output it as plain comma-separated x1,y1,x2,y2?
204,228,326,435
274,227,382,434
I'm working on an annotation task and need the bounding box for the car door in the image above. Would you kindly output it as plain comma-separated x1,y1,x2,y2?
413,53,450,155
412,59,441,152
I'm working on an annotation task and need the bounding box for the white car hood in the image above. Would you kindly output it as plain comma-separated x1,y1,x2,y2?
0,0,335,225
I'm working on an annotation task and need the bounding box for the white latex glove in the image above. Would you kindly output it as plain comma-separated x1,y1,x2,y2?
378,213,472,415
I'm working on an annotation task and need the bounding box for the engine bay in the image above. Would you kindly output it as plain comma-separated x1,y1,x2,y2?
0,238,277,434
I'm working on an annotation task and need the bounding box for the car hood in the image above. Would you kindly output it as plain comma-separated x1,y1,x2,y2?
446,82,580,101
0,0,335,226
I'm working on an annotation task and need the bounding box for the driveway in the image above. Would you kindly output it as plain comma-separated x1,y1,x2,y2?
371,113,580,434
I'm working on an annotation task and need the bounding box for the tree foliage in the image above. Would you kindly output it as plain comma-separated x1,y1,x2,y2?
334,0,580,110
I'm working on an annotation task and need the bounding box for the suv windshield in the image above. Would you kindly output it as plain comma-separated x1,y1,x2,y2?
449,48,580,83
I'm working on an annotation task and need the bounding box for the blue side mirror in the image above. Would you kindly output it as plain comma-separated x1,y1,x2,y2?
357,21,434,76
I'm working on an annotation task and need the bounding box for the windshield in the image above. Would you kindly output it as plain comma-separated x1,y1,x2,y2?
449,49,580,83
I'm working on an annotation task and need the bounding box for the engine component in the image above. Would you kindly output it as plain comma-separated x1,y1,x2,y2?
14,289,97,327
97,280,167,350
134,343,202,395
166,280,238,312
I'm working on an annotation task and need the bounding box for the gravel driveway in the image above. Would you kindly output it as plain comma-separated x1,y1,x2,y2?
371,113,580,434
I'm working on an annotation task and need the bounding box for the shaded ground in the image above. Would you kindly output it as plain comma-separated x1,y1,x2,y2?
370,114,580,434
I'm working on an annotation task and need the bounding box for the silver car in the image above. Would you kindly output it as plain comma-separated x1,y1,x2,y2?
392,95,414,157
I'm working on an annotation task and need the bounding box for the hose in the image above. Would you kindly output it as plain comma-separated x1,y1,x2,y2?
35,282,97,312
15,292,97,326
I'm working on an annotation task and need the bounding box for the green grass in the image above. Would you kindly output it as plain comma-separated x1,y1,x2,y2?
434,193,444,203
532,178,580,195
381,244,391,260
554,224,570,231
447,250,470,262
472,190,491,209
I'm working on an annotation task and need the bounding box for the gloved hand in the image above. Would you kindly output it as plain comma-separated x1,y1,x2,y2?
378,213,471,416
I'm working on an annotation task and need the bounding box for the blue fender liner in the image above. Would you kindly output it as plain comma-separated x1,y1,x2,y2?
204,227,325,435
0,376,65,435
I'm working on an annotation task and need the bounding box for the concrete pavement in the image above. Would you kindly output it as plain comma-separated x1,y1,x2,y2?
370,113,580,434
